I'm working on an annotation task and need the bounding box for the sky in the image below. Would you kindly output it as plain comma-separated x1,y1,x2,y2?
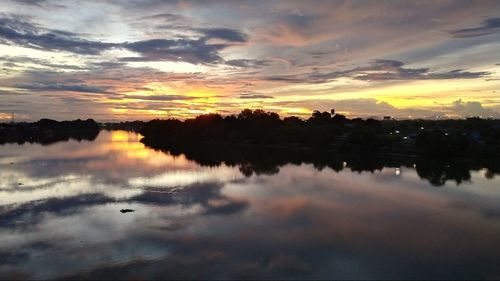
0,0,499,121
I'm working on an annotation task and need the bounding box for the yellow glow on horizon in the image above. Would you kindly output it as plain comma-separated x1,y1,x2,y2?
263,78,499,114
373,81,498,111
75,71,500,120
0,113,12,120
186,88,218,98
110,108,129,114
277,107,311,116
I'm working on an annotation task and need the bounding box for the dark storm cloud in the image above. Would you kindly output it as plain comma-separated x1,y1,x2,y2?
0,16,248,64
15,82,113,94
451,17,500,38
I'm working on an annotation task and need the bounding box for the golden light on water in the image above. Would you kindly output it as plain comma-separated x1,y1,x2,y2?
107,131,194,167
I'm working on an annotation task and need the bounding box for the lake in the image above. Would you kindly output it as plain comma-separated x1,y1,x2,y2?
1,130,500,279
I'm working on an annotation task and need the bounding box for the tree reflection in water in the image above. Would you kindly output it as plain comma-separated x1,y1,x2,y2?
143,140,500,187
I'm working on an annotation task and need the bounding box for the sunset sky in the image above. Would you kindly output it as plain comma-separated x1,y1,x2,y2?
0,0,499,121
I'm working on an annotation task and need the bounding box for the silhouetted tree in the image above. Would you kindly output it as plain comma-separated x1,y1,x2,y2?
136,108,500,157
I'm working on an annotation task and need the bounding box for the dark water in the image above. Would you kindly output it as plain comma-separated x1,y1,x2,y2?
1,130,500,279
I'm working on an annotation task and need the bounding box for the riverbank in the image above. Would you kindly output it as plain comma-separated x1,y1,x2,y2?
0,119,100,145
140,109,500,158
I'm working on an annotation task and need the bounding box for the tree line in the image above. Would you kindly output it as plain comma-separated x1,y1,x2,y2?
0,119,100,145
139,109,500,157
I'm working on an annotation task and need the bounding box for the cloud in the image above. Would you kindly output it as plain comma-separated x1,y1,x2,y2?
15,82,113,94
450,99,500,118
354,60,490,81
239,94,274,99
451,17,500,38
122,39,228,64
267,59,490,83
0,16,248,64
88,61,127,69
140,13,185,22
271,98,445,119
197,28,248,42
0,17,117,55
0,56,83,70
282,98,500,119
371,59,404,68
226,59,270,68
0,89,27,96
330,98,396,114
124,95,196,101
122,27,248,63
9,0,49,8
0,193,114,228
0,112,13,120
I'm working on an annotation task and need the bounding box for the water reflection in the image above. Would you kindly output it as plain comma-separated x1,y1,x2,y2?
0,131,500,279
144,140,500,187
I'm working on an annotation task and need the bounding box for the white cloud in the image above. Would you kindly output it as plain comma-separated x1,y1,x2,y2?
450,99,500,118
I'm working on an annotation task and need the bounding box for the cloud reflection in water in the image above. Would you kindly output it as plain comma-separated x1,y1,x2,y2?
0,131,500,279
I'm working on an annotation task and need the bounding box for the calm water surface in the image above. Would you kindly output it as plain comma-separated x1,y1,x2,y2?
1,130,500,279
